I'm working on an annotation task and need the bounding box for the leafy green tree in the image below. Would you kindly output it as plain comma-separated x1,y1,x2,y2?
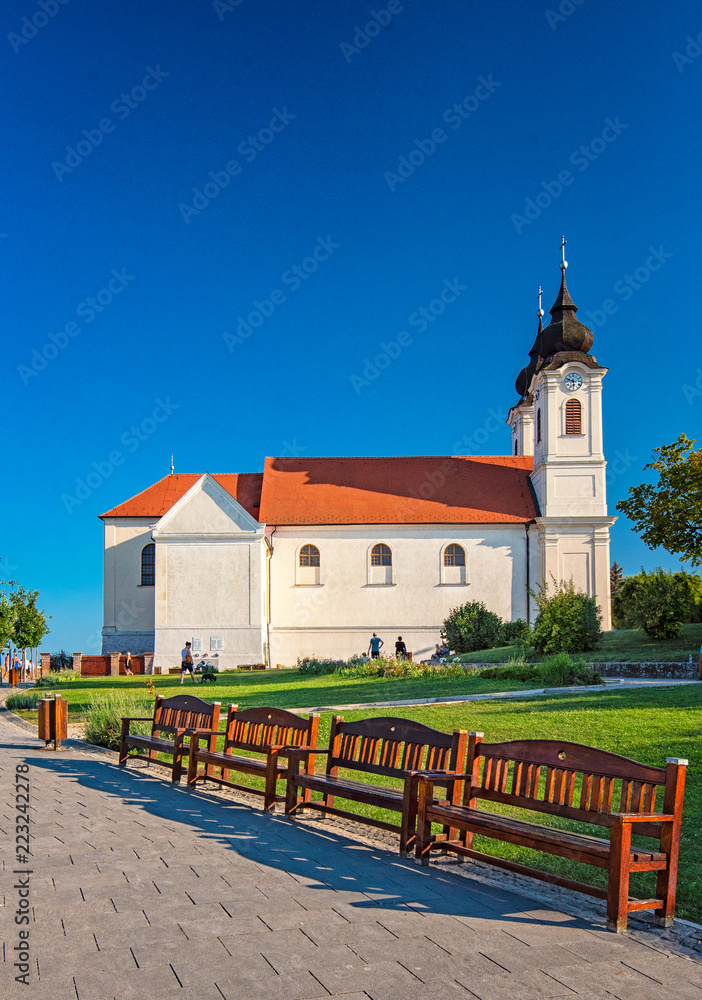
617,434,702,566
531,578,602,654
610,562,625,627
12,588,51,651
614,568,695,640
444,601,504,653
0,591,16,650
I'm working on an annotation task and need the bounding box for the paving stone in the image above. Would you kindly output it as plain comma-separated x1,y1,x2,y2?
454,968,577,999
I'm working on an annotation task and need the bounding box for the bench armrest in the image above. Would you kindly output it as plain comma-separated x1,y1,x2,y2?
410,769,467,781
612,812,676,823
286,747,330,760
121,716,154,723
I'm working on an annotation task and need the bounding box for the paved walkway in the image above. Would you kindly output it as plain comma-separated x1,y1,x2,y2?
2,711,702,1000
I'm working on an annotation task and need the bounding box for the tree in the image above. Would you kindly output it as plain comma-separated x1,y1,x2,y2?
531,578,602,654
610,562,625,627
613,568,699,639
0,590,16,650
12,588,51,674
617,434,702,566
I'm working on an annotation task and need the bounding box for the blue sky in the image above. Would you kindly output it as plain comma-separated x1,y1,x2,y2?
3,0,701,652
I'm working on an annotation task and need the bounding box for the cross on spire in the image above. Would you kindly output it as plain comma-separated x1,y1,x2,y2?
170,454,174,475
537,285,544,318
560,235,568,271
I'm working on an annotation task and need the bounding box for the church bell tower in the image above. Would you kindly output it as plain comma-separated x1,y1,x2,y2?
509,239,615,629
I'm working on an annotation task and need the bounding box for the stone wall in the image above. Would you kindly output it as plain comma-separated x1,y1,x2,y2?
592,661,698,680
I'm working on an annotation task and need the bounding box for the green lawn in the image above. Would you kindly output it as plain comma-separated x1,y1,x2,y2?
458,622,702,664
16,671,702,924
23,668,542,721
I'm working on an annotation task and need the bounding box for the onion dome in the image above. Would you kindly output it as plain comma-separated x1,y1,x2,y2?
539,239,593,357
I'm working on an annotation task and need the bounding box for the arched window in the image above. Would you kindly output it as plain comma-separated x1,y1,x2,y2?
565,398,582,435
141,543,155,586
441,543,467,585
536,408,542,443
371,544,392,566
369,543,393,584
444,544,465,566
299,544,320,567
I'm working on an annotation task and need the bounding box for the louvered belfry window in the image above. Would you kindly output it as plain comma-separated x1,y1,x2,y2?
565,398,582,435
536,408,542,443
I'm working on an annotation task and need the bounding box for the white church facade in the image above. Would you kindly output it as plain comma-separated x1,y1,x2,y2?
100,254,615,669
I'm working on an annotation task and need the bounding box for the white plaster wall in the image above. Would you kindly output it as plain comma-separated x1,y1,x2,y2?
101,518,156,652
152,537,266,670
268,524,531,664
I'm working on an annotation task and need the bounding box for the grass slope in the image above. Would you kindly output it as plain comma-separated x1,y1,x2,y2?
458,622,702,664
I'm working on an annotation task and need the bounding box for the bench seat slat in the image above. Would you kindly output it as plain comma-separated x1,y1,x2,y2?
424,803,666,865
293,773,405,810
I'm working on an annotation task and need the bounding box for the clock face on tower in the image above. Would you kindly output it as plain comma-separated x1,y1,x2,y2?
564,371,583,391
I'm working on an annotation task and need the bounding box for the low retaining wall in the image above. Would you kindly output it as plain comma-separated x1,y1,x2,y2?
467,660,698,679
593,661,698,680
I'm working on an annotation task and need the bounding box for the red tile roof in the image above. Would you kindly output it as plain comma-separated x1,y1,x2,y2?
259,456,537,524
100,473,263,519
100,457,538,525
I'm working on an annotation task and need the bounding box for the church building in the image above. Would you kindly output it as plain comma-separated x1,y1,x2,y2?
100,248,615,669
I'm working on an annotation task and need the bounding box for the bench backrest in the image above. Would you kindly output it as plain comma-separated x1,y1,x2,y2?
224,705,319,753
152,694,221,737
466,734,685,837
328,715,467,780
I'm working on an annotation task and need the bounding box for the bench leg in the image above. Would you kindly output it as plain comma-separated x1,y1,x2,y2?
415,780,434,866
654,824,680,927
285,759,302,817
186,744,199,788
607,821,632,932
264,753,279,813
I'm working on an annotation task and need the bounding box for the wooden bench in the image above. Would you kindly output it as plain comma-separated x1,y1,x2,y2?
285,715,467,855
187,705,319,812
119,694,221,783
415,733,688,932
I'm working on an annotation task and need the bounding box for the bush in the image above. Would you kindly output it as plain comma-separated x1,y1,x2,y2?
539,652,601,686
498,618,531,646
444,601,504,653
531,579,602,654
50,650,73,672
6,691,40,711
84,693,153,750
480,662,541,682
297,657,349,675
35,670,79,687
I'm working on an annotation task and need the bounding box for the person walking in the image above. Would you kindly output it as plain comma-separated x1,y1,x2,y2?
124,652,133,676
394,636,407,659
367,633,384,659
180,641,196,684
